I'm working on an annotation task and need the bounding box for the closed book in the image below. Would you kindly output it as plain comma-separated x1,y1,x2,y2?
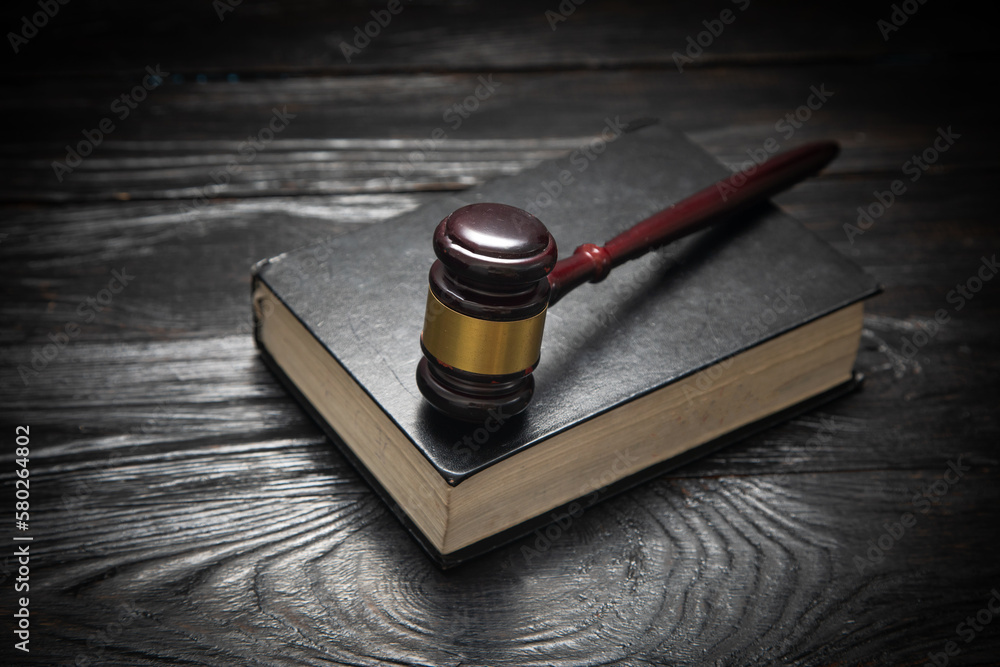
251,122,878,567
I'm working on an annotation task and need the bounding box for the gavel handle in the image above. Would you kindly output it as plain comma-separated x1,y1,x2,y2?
546,140,841,306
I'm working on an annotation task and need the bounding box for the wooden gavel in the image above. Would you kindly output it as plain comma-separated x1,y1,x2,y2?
417,141,840,421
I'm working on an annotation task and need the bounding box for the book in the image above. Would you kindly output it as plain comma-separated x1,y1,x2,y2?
251,121,879,567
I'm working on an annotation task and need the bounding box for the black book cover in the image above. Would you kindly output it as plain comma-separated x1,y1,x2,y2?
252,121,878,564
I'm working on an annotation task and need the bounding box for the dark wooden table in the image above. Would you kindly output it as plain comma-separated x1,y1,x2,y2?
2,1,998,664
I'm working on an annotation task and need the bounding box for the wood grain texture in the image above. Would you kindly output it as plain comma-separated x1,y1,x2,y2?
3,63,996,202
2,1,999,664
2,0,997,77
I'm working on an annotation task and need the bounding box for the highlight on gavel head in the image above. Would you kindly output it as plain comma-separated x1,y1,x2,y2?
416,203,557,422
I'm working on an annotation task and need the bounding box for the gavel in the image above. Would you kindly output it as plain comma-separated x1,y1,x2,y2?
416,140,840,422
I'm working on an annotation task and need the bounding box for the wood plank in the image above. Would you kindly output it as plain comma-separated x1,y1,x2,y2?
2,62,995,202
2,0,995,77
9,460,998,664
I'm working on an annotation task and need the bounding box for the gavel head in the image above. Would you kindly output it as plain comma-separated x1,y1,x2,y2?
416,203,557,422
